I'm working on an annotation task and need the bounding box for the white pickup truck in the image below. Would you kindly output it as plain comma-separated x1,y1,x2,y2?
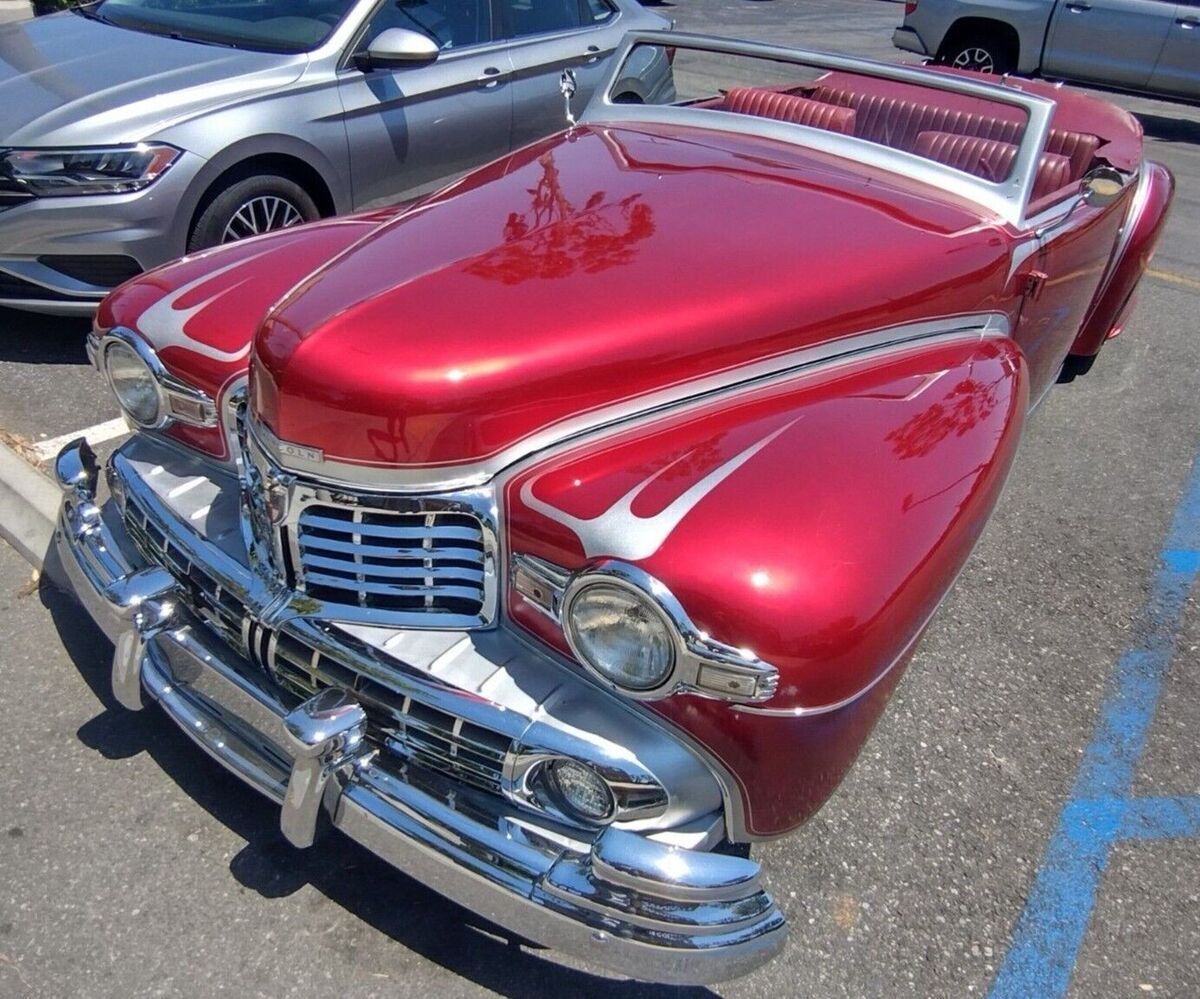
894,0,1198,101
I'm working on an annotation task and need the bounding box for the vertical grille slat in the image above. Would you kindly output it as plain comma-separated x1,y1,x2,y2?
295,503,487,617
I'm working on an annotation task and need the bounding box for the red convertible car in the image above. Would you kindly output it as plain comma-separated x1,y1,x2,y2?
53,34,1172,983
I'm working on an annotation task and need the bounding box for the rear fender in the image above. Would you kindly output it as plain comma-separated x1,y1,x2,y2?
1070,161,1175,358
506,332,1028,836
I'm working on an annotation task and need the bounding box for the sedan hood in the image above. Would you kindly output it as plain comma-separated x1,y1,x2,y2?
249,123,1010,471
0,12,302,145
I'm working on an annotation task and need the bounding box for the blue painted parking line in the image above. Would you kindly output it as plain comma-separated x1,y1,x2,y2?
1119,795,1200,841
989,454,1200,999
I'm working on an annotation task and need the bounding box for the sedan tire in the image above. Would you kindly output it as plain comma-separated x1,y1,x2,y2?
187,173,320,252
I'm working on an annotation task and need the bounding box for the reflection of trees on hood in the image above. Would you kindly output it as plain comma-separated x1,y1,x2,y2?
467,152,654,284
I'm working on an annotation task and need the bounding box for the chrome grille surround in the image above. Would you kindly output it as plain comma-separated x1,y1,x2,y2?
123,498,509,796
241,417,499,630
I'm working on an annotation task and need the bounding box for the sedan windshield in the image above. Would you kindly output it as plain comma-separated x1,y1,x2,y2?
83,0,359,54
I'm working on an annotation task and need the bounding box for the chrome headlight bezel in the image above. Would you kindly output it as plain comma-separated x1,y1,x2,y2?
515,556,780,704
1,144,181,198
94,328,218,431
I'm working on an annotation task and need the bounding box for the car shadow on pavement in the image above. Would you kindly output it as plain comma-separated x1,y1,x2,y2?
0,308,91,365
1136,113,1200,147
37,560,717,999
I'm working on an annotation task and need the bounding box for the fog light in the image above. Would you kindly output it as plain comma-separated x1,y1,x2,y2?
546,759,614,822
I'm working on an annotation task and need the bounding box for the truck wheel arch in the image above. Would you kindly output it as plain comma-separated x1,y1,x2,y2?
937,17,1022,76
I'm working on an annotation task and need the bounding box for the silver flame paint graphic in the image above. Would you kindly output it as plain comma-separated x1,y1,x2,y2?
136,246,276,363
520,419,798,560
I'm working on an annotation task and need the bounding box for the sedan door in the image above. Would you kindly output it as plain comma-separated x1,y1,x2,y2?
500,0,628,150
1148,1,1200,98
338,0,514,209
1042,0,1175,90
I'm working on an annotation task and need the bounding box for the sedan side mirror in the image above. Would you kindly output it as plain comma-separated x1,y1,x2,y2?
354,28,439,71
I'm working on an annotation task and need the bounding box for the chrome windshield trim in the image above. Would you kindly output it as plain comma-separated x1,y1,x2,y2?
252,312,1010,493
585,31,1056,229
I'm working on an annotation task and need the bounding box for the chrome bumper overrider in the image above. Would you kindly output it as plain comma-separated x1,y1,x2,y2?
51,439,785,984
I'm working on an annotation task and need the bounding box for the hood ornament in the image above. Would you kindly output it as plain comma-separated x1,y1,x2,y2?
560,68,578,128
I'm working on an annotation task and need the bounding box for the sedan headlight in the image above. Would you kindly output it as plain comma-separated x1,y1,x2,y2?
2,144,180,197
102,339,163,428
564,579,676,692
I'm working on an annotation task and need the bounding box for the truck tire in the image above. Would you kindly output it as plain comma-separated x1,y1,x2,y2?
939,30,1016,76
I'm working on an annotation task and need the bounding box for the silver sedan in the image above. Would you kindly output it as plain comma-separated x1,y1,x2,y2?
0,0,671,314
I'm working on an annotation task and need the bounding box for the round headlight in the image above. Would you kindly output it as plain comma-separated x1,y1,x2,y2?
565,581,676,691
545,759,614,822
104,341,162,428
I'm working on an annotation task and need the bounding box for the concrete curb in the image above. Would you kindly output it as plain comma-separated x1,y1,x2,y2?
0,441,59,572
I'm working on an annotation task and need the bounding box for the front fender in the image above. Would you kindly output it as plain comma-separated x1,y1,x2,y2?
507,333,1028,835
96,210,398,459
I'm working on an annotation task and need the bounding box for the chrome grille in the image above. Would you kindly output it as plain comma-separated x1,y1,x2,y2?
294,504,489,618
124,501,510,796
268,631,510,795
125,504,248,649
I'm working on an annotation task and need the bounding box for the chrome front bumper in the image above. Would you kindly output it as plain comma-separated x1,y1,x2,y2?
51,439,786,984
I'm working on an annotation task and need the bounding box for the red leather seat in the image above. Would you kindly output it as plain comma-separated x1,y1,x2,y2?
721,88,857,135
810,85,1099,180
914,131,1074,199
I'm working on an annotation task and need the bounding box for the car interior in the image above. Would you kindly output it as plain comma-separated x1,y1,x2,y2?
700,75,1102,208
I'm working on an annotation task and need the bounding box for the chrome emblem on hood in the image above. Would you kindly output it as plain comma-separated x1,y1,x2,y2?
520,419,798,561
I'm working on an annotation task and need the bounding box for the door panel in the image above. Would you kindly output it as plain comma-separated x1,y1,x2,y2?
1149,2,1200,98
1043,0,1174,89
338,0,513,209
1013,203,1126,398
502,0,625,149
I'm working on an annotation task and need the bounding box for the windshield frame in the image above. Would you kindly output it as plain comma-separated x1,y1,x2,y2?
587,32,1058,229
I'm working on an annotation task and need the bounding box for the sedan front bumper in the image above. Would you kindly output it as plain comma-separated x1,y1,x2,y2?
50,438,786,985
0,151,203,314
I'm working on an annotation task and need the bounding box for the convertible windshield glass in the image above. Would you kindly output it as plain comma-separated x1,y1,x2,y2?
89,0,358,53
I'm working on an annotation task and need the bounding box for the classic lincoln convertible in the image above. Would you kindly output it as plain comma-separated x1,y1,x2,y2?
52,33,1172,983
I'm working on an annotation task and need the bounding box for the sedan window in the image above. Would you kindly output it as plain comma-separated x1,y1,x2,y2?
360,0,491,50
503,0,612,39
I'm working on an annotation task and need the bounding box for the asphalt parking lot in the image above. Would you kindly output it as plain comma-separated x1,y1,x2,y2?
1,1,1199,997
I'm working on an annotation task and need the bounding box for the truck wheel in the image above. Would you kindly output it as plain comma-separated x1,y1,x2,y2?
940,32,1015,76
187,174,320,253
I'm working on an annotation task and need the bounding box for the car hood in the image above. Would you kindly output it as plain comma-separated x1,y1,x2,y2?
0,12,303,145
108,123,1013,471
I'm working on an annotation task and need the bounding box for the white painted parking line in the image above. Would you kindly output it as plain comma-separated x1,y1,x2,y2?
30,417,130,464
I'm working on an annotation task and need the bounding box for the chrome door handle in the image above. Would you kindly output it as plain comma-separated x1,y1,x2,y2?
1065,1,1091,10
478,66,503,88
1178,15,1198,28
581,44,601,64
